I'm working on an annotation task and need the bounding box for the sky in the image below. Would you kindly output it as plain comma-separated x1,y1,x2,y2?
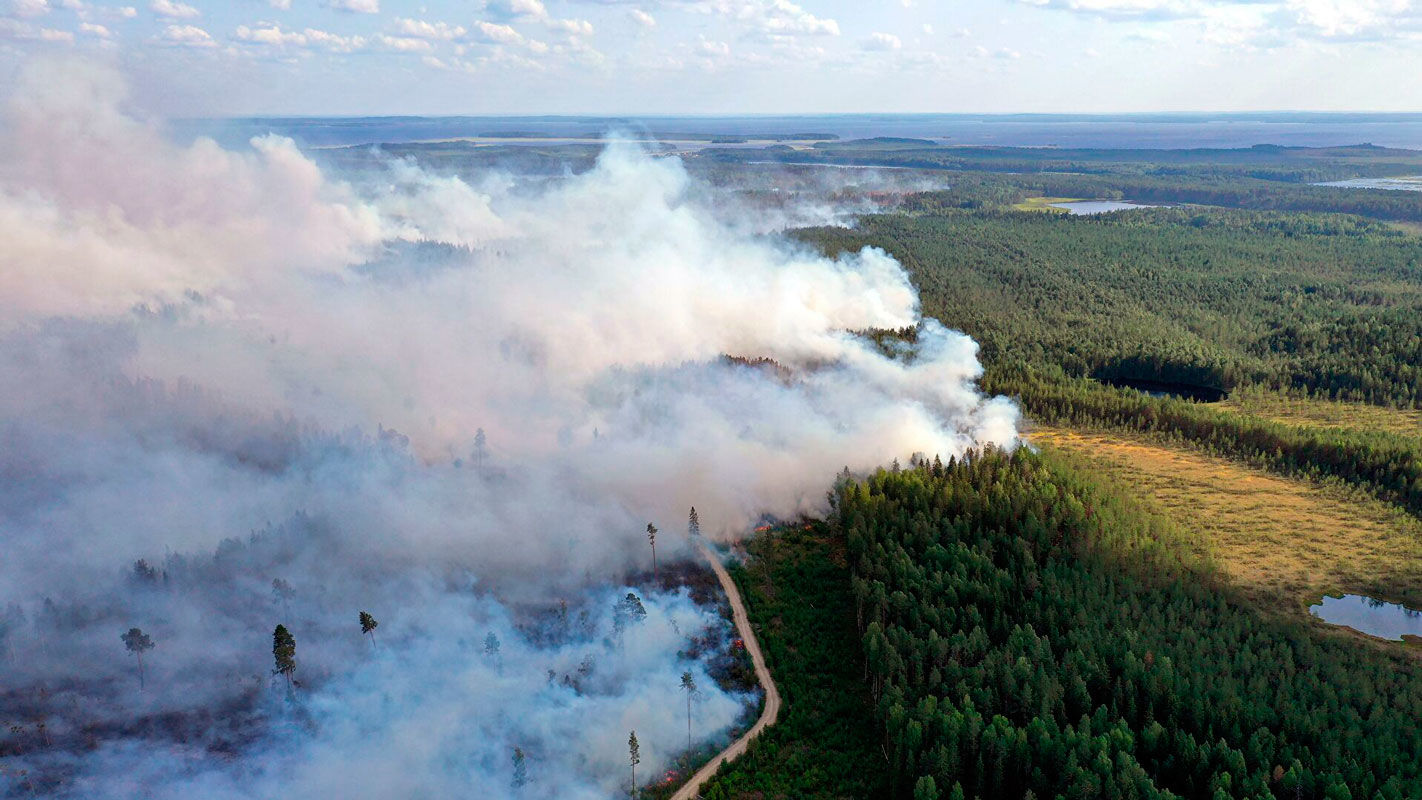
0,0,1418,117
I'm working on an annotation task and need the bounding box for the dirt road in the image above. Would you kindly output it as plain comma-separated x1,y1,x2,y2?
668,541,782,800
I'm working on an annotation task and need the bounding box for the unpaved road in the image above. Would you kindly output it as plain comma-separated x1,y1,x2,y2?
669,541,782,800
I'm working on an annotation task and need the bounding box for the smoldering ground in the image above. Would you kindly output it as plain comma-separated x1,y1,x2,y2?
0,57,1018,798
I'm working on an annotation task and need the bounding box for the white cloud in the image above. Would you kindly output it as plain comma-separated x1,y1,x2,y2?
268,0,291,9
1018,0,1198,21
547,16,594,35
79,21,110,36
392,17,466,40
485,0,546,20
698,36,730,56
486,0,593,37
10,0,49,18
235,24,369,52
327,0,378,13
470,19,530,46
1019,0,1422,44
149,0,198,19
378,34,433,52
705,0,840,38
861,31,902,50
303,27,366,50
629,8,656,27
235,23,307,46
0,17,74,42
159,22,214,46
1281,0,1422,40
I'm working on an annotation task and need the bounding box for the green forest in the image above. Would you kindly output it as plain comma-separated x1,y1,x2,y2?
694,142,1422,800
841,452,1422,800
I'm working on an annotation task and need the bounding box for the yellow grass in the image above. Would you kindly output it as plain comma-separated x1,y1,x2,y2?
1010,196,1080,213
1030,426,1422,622
1218,387,1422,438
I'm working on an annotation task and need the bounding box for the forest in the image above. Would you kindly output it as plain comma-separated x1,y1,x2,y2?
693,141,1422,799
839,452,1422,800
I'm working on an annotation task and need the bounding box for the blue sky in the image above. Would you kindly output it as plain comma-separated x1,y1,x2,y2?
1,0,1419,115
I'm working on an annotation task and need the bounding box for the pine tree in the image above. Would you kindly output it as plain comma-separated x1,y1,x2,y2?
688,507,700,538
272,624,296,690
512,746,528,789
646,523,658,579
473,428,488,469
628,730,641,797
121,627,154,689
680,671,697,753
359,611,379,649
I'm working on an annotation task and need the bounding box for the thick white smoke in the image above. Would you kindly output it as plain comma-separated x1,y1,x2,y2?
0,57,1018,798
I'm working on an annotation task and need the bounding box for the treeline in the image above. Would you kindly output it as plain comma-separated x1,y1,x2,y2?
841,451,1422,800
986,369,1422,519
797,206,1422,407
696,525,889,799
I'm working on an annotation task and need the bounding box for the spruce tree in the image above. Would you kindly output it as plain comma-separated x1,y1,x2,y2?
272,624,296,690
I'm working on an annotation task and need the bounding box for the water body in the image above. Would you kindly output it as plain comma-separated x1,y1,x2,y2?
1050,200,1161,215
1315,176,1422,191
174,113,1422,151
1310,594,1422,641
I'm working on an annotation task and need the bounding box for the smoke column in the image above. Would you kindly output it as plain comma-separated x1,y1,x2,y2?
0,58,1018,798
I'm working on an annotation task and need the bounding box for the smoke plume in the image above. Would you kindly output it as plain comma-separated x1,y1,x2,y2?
0,57,1018,798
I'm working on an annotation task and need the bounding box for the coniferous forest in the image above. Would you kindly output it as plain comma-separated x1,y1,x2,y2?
841,452,1422,800
695,141,1422,800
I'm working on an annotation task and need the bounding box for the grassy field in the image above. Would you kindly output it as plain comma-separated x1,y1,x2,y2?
1008,195,1080,212
1219,386,1422,438
1030,426,1422,621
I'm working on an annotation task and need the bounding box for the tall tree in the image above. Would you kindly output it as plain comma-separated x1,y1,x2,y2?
628,729,641,797
120,627,154,689
680,671,697,753
512,746,528,789
359,611,379,650
473,428,488,470
688,507,700,538
272,624,296,691
646,523,658,579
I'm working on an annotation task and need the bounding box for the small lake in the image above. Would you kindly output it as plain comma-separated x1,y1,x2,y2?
1309,594,1422,641
1313,176,1422,191
1050,200,1161,215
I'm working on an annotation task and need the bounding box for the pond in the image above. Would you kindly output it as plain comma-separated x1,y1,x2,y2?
1049,200,1161,215
1309,594,1422,641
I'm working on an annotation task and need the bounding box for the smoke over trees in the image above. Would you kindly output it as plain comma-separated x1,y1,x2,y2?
0,58,1016,798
